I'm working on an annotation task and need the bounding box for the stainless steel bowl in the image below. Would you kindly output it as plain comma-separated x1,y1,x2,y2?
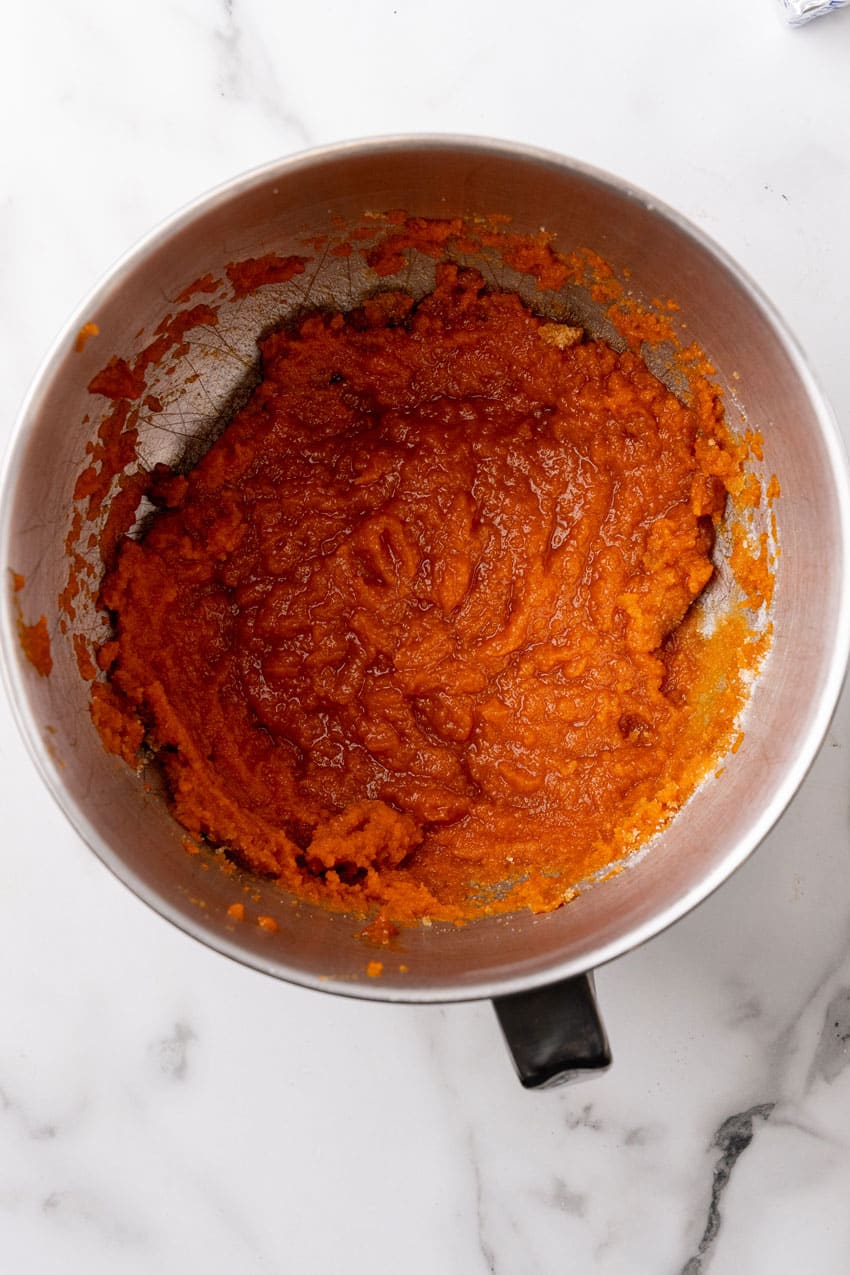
3,137,848,1085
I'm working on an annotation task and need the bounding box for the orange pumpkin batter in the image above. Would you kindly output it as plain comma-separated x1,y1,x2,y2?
98,264,751,921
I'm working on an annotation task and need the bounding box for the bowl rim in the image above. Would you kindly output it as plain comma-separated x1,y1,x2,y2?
2,132,850,1004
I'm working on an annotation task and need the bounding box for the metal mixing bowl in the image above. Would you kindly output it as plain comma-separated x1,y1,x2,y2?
2,137,848,1086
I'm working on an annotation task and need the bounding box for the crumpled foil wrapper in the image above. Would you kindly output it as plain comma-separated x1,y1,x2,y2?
781,0,849,24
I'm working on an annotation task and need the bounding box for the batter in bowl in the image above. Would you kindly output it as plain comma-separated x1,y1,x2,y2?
96,264,756,921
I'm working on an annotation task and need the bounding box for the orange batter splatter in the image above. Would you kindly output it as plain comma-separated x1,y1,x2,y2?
11,571,53,677
75,322,100,353
225,254,307,298
18,614,52,677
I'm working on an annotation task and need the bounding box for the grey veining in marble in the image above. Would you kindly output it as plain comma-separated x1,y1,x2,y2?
808,987,850,1087
153,1022,197,1081
215,0,312,145
683,1103,776,1273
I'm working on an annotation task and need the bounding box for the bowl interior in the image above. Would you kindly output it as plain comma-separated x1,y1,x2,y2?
2,138,848,1001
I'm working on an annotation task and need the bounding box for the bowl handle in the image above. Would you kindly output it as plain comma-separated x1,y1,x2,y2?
492,972,611,1089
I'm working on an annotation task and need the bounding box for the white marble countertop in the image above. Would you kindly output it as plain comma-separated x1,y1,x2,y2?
3,2,850,1271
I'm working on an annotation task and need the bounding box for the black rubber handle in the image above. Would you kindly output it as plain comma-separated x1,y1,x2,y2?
493,972,611,1089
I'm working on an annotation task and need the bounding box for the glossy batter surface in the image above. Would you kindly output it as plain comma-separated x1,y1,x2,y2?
100,265,744,920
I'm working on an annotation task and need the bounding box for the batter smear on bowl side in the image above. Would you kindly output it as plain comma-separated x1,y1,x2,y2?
95,263,764,921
